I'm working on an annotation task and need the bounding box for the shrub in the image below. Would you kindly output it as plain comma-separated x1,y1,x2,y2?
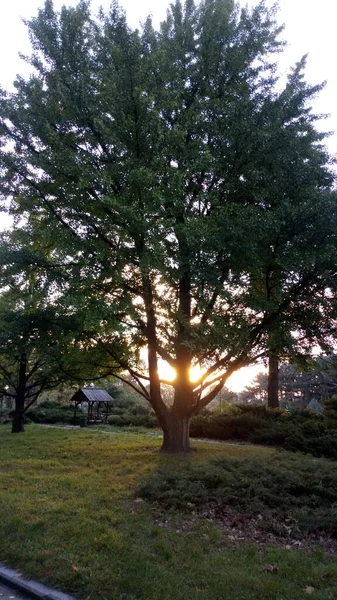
250,422,297,446
26,400,75,424
234,404,285,420
137,452,337,536
0,407,11,422
301,419,327,437
324,395,337,420
284,432,337,460
190,412,269,442
189,404,337,460
107,412,158,428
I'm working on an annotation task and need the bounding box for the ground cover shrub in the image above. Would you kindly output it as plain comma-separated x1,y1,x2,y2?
232,404,286,420
323,395,337,420
138,452,337,536
249,421,297,446
284,432,337,459
26,399,75,424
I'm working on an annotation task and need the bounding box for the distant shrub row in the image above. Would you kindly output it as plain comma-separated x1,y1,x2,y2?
21,397,158,428
190,403,337,460
107,403,158,428
26,400,75,424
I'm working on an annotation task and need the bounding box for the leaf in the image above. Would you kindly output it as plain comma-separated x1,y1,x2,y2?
72,564,80,572
304,587,315,594
263,564,279,573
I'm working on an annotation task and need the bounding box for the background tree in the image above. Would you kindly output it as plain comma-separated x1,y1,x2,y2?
242,356,337,407
0,236,125,432
0,283,71,432
1,0,337,450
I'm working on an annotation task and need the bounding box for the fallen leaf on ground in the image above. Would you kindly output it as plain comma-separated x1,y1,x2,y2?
304,586,315,594
263,564,279,573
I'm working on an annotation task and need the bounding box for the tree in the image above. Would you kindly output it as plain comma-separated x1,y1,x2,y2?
0,237,125,432
0,283,69,432
242,356,337,407
1,0,336,450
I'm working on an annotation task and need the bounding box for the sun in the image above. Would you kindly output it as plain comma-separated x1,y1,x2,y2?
156,359,263,393
140,348,263,393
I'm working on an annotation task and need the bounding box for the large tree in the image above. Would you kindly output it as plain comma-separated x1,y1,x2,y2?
1,0,336,450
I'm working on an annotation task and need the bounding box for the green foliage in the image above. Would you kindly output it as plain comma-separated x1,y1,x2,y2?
138,452,337,536
0,407,11,423
191,412,270,440
323,395,337,420
284,432,337,460
1,0,336,444
190,404,337,459
107,413,158,428
243,357,337,407
106,384,159,428
26,400,75,424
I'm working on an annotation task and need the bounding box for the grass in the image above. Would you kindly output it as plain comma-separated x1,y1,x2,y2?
0,424,337,600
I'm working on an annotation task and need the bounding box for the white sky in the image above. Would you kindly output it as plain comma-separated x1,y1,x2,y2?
1,0,336,391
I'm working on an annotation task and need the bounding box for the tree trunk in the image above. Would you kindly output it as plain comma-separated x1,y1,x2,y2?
12,352,27,433
267,352,279,408
161,413,191,453
12,399,25,433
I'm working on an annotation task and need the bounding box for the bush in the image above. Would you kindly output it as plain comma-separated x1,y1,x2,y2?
189,404,337,460
233,404,285,420
0,407,11,422
324,395,337,420
190,412,270,442
137,452,337,536
26,400,75,424
107,412,158,428
284,432,337,459
250,422,297,446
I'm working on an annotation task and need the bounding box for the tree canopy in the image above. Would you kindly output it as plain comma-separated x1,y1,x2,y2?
1,0,336,450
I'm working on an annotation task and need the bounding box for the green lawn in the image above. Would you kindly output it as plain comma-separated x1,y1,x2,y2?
1,425,337,600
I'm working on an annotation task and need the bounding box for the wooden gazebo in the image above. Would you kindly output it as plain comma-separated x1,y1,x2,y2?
71,387,114,425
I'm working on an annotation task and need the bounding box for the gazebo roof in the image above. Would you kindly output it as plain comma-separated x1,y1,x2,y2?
71,387,114,404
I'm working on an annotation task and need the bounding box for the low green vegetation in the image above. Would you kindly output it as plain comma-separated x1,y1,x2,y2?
1,425,337,600
26,399,75,424
138,451,337,537
190,403,337,460
105,385,158,428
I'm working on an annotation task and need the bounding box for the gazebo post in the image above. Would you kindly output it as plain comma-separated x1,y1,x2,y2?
74,402,77,426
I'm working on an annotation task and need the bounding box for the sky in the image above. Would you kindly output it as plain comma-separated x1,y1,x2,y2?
0,0,336,391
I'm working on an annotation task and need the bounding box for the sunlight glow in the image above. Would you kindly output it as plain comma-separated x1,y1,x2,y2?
156,359,263,392
226,365,264,393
